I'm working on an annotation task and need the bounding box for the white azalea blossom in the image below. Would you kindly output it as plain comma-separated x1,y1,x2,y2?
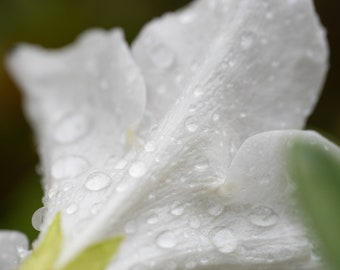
0,0,336,269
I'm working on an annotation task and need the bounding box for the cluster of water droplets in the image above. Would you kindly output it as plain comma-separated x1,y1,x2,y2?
0,231,28,269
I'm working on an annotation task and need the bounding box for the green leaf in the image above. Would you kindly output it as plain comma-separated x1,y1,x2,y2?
61,236,124,270
19,212,63,270
288,138,340,269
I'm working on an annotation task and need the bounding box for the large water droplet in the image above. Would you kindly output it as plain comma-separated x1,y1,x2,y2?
248,206,278,227
51,156,89,179
150,44,175,69
54,113,90,144
129,161,147,178
156,231,177,249
32,207,45,231
66,203,78,215
211,227,238,254
85,172,111,191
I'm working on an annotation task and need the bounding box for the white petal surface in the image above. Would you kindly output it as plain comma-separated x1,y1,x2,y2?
6,29,146,239
132,0,328,144
105,130,333,270
0,231,29,270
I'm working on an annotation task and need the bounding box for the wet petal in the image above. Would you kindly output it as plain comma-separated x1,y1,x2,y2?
0,231,29,270
132,0,328,145
107,130,333,270
6,29,146,239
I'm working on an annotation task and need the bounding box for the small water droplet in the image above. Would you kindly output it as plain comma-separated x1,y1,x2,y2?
193,88,203,97
150,44,175,69
51,156,89,179
85,172,111,191
32,207,45,231
188,216,201,229
124,220,136,234
129,161,147,178
146,214,159,225
144,141,156,152
207,202,224,216
194,156,209,171
212,113,220,122
54,113,90,144
185,260,197,269
66,203,78,215
185,117,198,132
248,206,278,227
240,112,247,119
156,231,177,249
241,32,255,50
211,227,238,254
170,202,185,216
90,203,104,215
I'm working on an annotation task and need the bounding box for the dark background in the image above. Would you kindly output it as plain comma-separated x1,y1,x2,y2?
0,0,338,242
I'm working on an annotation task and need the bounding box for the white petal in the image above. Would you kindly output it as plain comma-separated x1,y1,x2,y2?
133,0,328,143
0,231,29,270
6,29,146,239
106,130,333,270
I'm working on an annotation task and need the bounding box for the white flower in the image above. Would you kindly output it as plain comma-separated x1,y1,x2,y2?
0,0,334,269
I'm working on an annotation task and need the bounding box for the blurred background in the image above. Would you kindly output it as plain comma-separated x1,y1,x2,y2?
0,0,338,242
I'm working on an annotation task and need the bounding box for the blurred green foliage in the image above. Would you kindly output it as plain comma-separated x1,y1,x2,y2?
289,139,340,269
0,0,339,255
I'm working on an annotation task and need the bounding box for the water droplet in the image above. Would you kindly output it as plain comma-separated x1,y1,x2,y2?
90,203,104,215
207,202,224,216
188,216,201,229
54,113,90,144
85,172,111,191
129,161,147,178
212,113,220,122
124,220,136,234
248,206,278,227
194,156,209,171
185,260,197,269
146,214,159,225
66,203,78,215
241,32,255,50
156,231,177,249
32,207,45,231
170,202,185,216
185,117,198,132
51,156,89,179
211,228,238,254
144,141,156,152
150,44,175,69
115,159,128,170
240,112,247,119
193,88,203,97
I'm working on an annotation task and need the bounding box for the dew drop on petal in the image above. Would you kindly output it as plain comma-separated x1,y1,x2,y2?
54,113,90,144
146,214,159,225
144,141,156,152
51,156,89,179
248,206,278,227
150,44,175,69
207,202,224,216
211,227,238,254
66,203,78,215
90,203,104,215
185,117,198,132
124,220,136,234
240,32,255,50
194,156,209,171
129,161,146,178
170,202,185,216
188,216,201,229
156,231,177,249
85,172,111,191
32,207,45,231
